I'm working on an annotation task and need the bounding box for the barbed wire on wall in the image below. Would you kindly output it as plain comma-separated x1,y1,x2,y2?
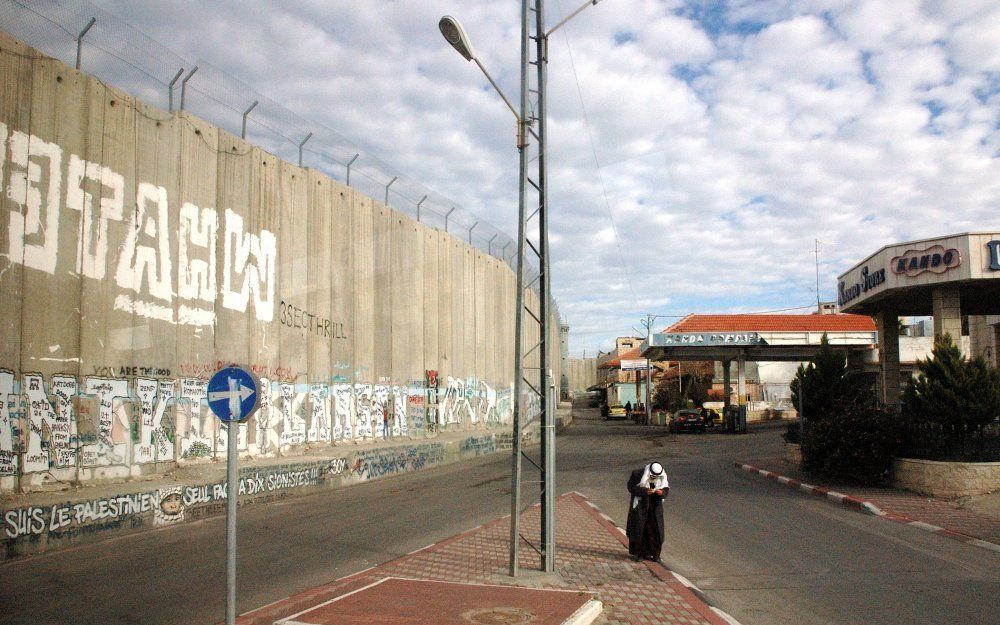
0,0,553,305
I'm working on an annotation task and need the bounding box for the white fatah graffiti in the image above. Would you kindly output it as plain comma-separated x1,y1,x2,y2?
7,130,62,274
222,208,277,323
1,128,278,327
66,153,124,280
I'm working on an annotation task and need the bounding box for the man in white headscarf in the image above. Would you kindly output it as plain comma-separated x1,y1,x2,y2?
626,461,669,561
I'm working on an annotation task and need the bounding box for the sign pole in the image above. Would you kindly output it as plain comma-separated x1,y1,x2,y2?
207,365,259,625
226,377,240,625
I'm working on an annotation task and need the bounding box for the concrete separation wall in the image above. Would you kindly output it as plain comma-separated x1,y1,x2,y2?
1,428,533,560
0,32,560,495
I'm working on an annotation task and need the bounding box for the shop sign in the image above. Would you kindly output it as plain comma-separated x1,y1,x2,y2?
838,265,885,306
890,244,961,277
620,359,648,371
656,333,767,347
987,240,1000,271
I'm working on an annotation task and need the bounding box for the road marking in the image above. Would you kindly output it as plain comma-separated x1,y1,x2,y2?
968,539,1000,553
909,521,943,532
671,571,696,588
862,502,886,516
710,606,746,625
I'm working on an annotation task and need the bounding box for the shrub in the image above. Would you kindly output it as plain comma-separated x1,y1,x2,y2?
783,420,801,445
791,333,898,483
802,403,900,484
901,333,1000,460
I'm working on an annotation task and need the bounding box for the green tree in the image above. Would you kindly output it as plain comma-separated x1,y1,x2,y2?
902,334,1000,448
790,334,863,425
791,333,897,482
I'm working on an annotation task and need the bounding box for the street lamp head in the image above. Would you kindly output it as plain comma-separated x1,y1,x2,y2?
439,16,476,62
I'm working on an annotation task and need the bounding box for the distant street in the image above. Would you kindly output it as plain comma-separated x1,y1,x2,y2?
2,408,997,625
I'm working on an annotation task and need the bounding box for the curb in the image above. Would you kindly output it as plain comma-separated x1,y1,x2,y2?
568,491,746,625
734,462,1000,554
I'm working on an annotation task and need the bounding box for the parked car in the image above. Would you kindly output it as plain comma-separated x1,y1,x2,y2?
669,408,706,433
703,408,723,429
606,404,627,420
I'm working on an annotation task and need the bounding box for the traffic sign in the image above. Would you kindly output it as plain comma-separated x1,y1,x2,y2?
207,366,260,423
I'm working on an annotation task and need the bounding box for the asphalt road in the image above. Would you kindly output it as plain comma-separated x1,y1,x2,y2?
2,408,997,625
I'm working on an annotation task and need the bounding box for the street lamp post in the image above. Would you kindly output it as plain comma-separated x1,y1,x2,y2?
642,314,670,420
440,0,604,577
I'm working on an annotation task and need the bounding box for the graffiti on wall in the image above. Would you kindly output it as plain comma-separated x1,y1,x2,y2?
307,384,330,444
425,370,440,427
279,383,307,449
0,371,511,482
0,124,278,327
351,443,445,481
2,458,353,541
460,435,496,457
0,370,16,474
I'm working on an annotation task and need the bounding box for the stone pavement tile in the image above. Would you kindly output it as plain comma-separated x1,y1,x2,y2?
746,455,1000,545
233,493,730,625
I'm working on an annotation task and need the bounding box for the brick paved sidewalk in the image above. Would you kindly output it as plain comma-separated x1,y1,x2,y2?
740,456,1000,548
230,493,736,625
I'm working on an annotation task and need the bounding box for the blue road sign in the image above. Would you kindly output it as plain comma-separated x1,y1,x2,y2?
207,366,260,423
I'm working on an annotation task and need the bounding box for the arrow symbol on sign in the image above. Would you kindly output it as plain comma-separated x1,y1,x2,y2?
209,384,255,403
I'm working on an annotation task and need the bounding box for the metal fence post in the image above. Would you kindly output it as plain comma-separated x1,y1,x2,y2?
468,221,479,245
445,207,456,233
384,176,397,206
416,196,428,222
488,234,498,255
241,100,259,140
75,17,96,71
180,65,199,111
345,154,359,187
167,67,184,113
298,132,313,167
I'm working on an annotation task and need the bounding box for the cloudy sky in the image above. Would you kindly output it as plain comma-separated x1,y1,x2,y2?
17,0,1000,356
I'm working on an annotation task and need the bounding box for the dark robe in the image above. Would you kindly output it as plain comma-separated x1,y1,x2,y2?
626,466,668,560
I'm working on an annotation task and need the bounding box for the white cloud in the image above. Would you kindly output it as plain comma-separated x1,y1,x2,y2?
69,1,1000,357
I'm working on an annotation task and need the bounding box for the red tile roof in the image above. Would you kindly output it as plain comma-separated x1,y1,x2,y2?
665,314,876,333
597,346,642,369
